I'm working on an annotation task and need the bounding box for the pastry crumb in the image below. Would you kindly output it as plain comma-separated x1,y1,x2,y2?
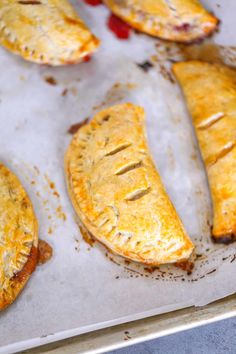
44,76,57,86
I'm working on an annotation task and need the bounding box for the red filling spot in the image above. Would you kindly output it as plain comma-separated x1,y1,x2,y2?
174,23,191,32
107,14,131,40
84,0,102,6
83,54,91,62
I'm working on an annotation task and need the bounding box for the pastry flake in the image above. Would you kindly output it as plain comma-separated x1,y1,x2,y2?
173,61,236,243
0,163,38,310
103,0,218,42
65,103,194,265
0,0,100,65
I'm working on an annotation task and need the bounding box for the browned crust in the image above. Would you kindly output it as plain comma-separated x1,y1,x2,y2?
104,1,219,43
126,17,219,44
0,246,38,311
212,233,236,245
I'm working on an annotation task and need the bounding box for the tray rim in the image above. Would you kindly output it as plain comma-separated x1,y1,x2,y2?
22,292,236,354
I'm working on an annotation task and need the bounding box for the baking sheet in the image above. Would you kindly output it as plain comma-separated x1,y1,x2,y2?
1,1,236,353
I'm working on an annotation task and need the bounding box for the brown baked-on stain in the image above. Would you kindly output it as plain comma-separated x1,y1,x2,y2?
37,240,53,265
159,64,175,84
178,42,223,64
144,267,156,274
13,246,38,283
79,225,95,247
124,259,130,265
68,118,89,134
44,76,58,86
206,269,216,275
154,41,224,67
124,331,132,340
136,60,154,72
175,260,194,275
61,88,68,97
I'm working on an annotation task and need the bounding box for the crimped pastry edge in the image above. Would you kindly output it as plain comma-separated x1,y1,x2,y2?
0,165,38,311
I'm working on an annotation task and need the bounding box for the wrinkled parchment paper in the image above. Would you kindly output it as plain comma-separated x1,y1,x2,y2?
1,1,236,352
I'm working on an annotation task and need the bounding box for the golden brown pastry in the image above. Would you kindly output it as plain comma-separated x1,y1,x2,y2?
173,61,236,243
103,0,218,42
0,163,38,310
65,103,194,265
0,0,100,65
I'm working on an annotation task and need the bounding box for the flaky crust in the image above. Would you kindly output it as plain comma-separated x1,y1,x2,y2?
65,103,194,265
173,61,236,243
0,163,38,310
0,0,100,65
103,0,218,42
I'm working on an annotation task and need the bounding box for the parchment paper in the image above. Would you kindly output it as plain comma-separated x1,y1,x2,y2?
1,1,236,353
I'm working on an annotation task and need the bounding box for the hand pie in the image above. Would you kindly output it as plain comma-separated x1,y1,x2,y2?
0,0,100,65
173,61,236,243
0,163,38,310
65,103,194,265
103,0,218,42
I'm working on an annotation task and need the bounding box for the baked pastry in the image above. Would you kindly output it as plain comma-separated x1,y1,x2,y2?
173,61,236,243
65,103,194,265
103,0,218,42
0,0,100,65
0,163,38,310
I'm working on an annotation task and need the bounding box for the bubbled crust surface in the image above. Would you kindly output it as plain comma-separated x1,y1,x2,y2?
65,103,194,265
0,163,38,310
103,0,218,42
173,61,236,242
0,0,100,65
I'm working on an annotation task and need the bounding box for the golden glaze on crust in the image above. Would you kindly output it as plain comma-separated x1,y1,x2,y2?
103,0,218,42
0,163,38,310
65,103,194,265
173,61,236,243
0,0,100,65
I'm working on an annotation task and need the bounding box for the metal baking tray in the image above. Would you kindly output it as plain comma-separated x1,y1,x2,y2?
24,294,236,354
1,1,236,353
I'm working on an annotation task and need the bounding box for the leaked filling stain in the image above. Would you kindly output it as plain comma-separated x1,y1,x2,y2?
107,14,132,40
37,240,53,265
44,76,57,86
13,246,38,282
76,224,236,283
79,224,96,248
68,117,89,135
175,260,194,275
151,40,236,85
